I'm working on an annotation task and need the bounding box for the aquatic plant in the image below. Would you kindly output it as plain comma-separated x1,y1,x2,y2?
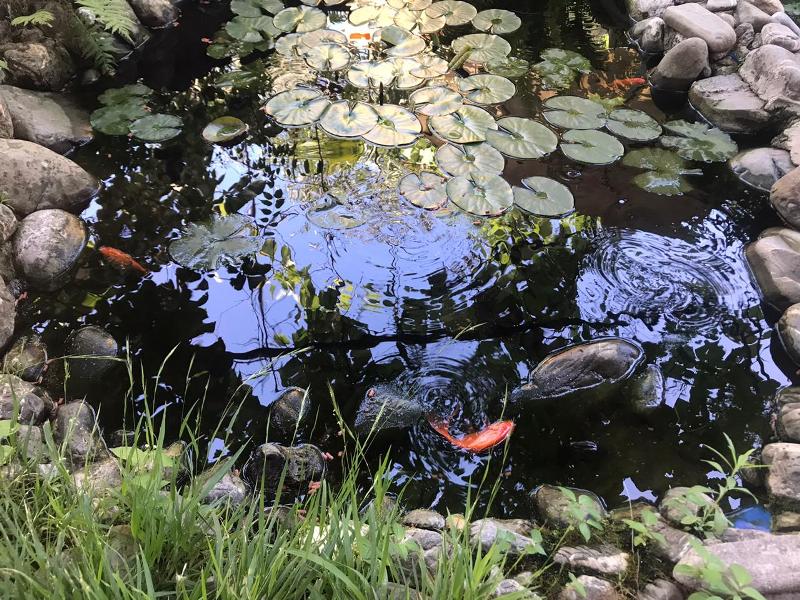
90,84,183,141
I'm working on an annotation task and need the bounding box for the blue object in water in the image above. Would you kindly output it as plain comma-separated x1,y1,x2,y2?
727,505,771,532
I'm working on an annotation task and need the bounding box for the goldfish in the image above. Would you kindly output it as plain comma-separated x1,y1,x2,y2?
428,417,515,453
98,246,148,275
610,76,647,93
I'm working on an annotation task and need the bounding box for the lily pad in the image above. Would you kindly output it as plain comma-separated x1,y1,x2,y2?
484,117,557,159
451,33,511,64
349,4,397,26
387,57,425,89
605,108,661,142
213,70,261,89
622,147,702,196
486,57,529,78
129,114,183,142
98,84,152,105
410,55,449,79
306,198,366,229
319,101,379,138
409,86,463,116
300,28,348,48
202,116,249,143
399,172,448,209
273,6,326,32
379,25,426,57
542,96,606,130
90,101,149,135
446,173,513,216
265,88,330,126
533,48,591,89
425,0,477,25
429,105,497,144
347,60,396,88
362,104,421,147
457,74,516,105
512,176,574,217
170,214,260,270
226,15,280,41
435,142,505,177
560,129,624,165
394,7,445,33
275,32,304,56
660,120,737,162
472,9,521,34
303,42,351,71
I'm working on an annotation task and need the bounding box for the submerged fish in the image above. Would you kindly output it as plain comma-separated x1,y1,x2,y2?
98,246,148,275
611,76,646,88
428,417,515,453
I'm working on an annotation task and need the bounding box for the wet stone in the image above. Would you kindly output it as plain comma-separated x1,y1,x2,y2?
651,37,710,91
771,167,800,230
558,575,621,600
730,147,794,192
532,485,607,527
243,442,326,499
637,579,684,600
762,443,800,510
53,400,109,470
403,527,443,551
267,387,311,439
689,73,770,134
65,326,119,392
354,383,424,437
778,304,800,367
0,42,75,91
0,374,54,424
0,204,17,244
628,364,665,411
2,335,47,382
554,545,630,576
745,227,800,311
469,518,536,555
402,508,446,531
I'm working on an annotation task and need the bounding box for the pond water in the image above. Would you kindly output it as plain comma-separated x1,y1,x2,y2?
20,0,796,514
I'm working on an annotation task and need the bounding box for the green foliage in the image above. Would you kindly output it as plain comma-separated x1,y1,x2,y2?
74,0,137,41
565,572,587,598
674,540,767,600
622,508,666,549
558,487,604,542
10,9,54,27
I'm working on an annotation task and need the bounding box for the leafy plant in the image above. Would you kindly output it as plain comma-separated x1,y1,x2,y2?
533,48,591,89
622,148,702,196
169,214,261,270
622,508,666,548
10,10,55,27
559,487,604,542
674,540,767,600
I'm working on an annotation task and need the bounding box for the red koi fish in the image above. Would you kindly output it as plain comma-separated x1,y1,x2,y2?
98,246,148,275
428,417,515,453
350,32,371,40
610,76,647,93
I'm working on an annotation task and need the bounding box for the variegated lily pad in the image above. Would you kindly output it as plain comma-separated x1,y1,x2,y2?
425,0,476,25
457,74,515,105
362,104,421,147
543,96,606,130
446,173,513,216
319,101,379,138
265,88,330,126
399,172,448,209
606,108,661,142
472,9,521,34
513,176,574,217
429,105,497,144
409,86,463,116
560,129,624,165
451,33,511,64
435,142,505,177
484,117,557,159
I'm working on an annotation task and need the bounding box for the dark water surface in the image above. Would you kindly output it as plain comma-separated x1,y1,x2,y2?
20,0,795,514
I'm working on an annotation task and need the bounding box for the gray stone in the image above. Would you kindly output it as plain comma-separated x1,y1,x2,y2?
12,209,87,292
736,22,756,58
0,242,16,286
65,326,119,390
559,575,620,600
403,527,443,551
707,0,737,10
771,166,800,228
673,532,800,596
0,374,53,424
492,579,534,598
127,0,179,27
751,0,785,14
0,281,13,352
632,17,666,52
776,386,800,407
774,511,800,531
737,1,775,31
772,119,800,165
354,383,424,436
628,364,665,411
663,4,737,53
0,205,18,245
712,527,773,542
532,485,607,527
629,0,677,19
243,442,326,498
378,583,423,600
72,456,122,494
650,514,701,563
402,509,446,531
745,227,800,311
774,11,800,36
762,442,800,510
0,42,75,91
761,22,800,51
778,303,800,365
469,518,536,555
2,335,47,382
54,401,109,469
659,486,713,527
637,579,685,600
268,387,311,439
689,74,771,134
0,86,92,154
777,402,800,441
0,139,98,217
202,471,248,506
740,45,800,112
651,38,710,91
730,147,794,191
0,93,11,139
554,545,630,576
15,424,44,462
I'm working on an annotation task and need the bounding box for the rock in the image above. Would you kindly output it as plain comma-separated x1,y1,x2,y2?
777,401,800,441
200,470,249,506
354,383,424,437
402,509,446,531
761,22,800,51
554,545,630,576
740,45,800,112
532,485,607,527
0,281,14,351
0,139,98,217
659,486,713,527
0,42,75,91
127,0,179,27
772,119,800,165
512,339,643,404
446,513,467,531
737,1,775,31
774,10,800,36
628,364,665,411
717,12,737,28
469,518,536,555
745,227,800,311
689,73,770,133
0,205,17,245
0,374,54,424
731,148,794,191
378,583,424,600
0,86,92,154
0,93,11,139
0,244,15,286
630,0,677,19
662,4,737,53
632,17,666,52
713,527,773,542
736,22,756,58
651,38,710,91
53,401,108,469
72,456,122,494
762,443,800,510
774,511,800,531
751,0,785,14
243,442,326,499
776,386,800,407
12,209,87,292
64,326,119,391
778,303,800,366
492,579,534,598
650,516,700,563
674,532,800,595
268,387,311,439
559,575,620,600
2,335,47,381
771,167,800,229
637,579,685,600
403,527,443,551
15,424,44,462
707,0,737,10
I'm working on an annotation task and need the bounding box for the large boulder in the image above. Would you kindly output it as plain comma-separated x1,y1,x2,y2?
772,119,800,164
771,166,800,228
0,139,98,216
531,485,607,526
354,383,425,437
127,0,179,28
778,303,800,364
737,1,775,32
745,227,800,311
730,147,794,191
53,401,109,470
0,374,54,424
0,42,75,91
751,0,787,14
650,37,710,91
689,73,771,134
0,86,92,154
12,209,87,292
740,44,800,112
761,22,800,51
662,4,737,54
243,442,326,499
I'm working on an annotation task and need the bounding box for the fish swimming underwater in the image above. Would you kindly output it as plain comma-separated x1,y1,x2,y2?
98,246,148,275
428,417,515,453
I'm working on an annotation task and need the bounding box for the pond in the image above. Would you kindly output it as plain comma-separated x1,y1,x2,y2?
20,0,793,515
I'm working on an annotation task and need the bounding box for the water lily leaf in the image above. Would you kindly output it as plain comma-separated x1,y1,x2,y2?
486,57,529,78
660,119,737,162
226,15,279,41
451,33,511,64
605,108,661,142
90,101,149,135
265,88,330,126
472,9,521,34
513,176,574,217
275,32,303,56
542,96,606,129
386,57,425,89
299,28,348,48
457,73,515,105
231,0,262,17
202,116,249,143
394,7,445,33
258,0,285,12
379,25,426,57
273,6,326,32
129,114,183,142
429,105,497,144
306,198,366,229
622,147,702,196
303,42,351,71
560,129,624,165
399,172,448,209
435,142,505,177
425,0,476,25
484,117,557,159
213,70,261,89
350,4,397,26
533,48,591,89
98,84,152,105
169,214,260,270
410,55,448,78
446,173,513,216
347,60,396,88
409,86,462,116
319,101,379,138
362,104,421,147
539,47,591,72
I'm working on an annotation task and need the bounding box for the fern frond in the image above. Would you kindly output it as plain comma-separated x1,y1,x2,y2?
73,0,136,42
10,9,55,27
66,15,123,75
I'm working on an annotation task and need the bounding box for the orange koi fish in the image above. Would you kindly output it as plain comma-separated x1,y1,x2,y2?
428,417,515,453
610,76,647,92
98,246,148,275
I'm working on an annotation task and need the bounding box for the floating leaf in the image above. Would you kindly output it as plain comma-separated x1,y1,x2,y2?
660,120,737,162
319,101,379,138
484,117,557,159
446,173,513,216
605,108,661,142
409,86,462,116
169,214,261,270
300,28,348,48
429,105,497,144
225,15,279,41
622,147,702,196
362,104,421,147
472,9,521,34
513,176,574,217
426,0,476,25
273,6,326,32
394,7,445,33
90,101,149,136
451,33,511,64
399,172,448,209
350,4,397,26
560,129,624,165
231,0,262,17
410,55,449,78
202,116,249,143
379,26,426,57
486,57,529,78
533,48,591,89
457,74,515,105
435,142,505,177
387,57,425,89
129,114,183,142
98,84,152,105
347,60,396,88
306,197,366,229
543,96,606,129
213,70,261,89
303,42,351,71
265,88,330,126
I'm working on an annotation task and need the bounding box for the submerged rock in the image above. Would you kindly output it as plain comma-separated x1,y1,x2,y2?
771,166,800,230
531,485,607,527
64,326,119,392
53,401,109,470
0,42,75,91
243,442,326,498
762,442,800,510
651,37,710,91
354,383,424,437
689,73,770,133
628,364,665,411
268,387,312,439
777,303,800,365
0,374,54,424
745,227,800,311
2,335,47,382
730,148,794,192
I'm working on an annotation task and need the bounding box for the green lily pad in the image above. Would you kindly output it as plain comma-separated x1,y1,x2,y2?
660,119,737,163
542,96,606,129
560,129,624,165
622,147,702,196
349,4,397,26
410,55,449,79
486,57,530,78
212,70,261,89
409,86,463,116
98,84,152,105
472,9,521,34
394,7,445,33
451,33,511,64
346,60,396,88
265,88,331,126
605,108,661,142
484,117,557,159
533,48,591,89
169,214,260,270
319,101,379,138
90,101,149,135
380,25,426,57
512,176,575,217
225,15,279,41
303,42,351,71
299,28,348,48
129,114,183,142
429,105,497,144
425,0,476,25
457,74,516,105
231,0,262,17
275,32,304,56
446,173,513,216
362,104,421,147
202,116,249,143
273,6,326,32
399,172,448,209
435,142,505,177
387,57,425,89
